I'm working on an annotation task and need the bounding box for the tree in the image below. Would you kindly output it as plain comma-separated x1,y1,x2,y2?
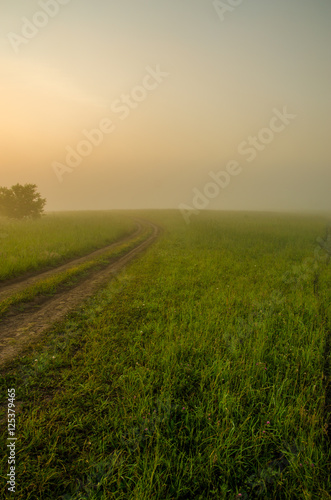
0,184,46,219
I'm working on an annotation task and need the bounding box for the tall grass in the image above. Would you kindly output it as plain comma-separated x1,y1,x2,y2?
0,223,153,318
0,212,135,281
0,211,329,499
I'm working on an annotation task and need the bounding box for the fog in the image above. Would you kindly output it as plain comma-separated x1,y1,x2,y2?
1,0,330,213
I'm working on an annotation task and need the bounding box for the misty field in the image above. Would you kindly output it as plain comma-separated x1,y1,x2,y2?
0,211,330,499
0,212,135,281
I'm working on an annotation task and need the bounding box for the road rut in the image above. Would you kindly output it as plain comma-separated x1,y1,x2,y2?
0,220,159,367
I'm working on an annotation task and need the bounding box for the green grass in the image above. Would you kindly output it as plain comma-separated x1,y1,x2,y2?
0,224,153,318
0,212,136,281
0,210,330,499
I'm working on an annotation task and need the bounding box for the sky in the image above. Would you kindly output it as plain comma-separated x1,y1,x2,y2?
1,0,330,213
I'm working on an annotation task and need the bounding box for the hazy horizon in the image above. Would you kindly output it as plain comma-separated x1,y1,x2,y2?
1,0,330,214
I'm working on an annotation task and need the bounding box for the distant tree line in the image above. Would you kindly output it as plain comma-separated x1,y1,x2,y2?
0,184,46,219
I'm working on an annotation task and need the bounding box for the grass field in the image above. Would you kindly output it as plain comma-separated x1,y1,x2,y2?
0,210,330,499
0,222,153,319
0,212,136,281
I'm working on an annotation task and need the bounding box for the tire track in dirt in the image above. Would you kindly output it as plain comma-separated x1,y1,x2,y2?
0,220,160,367
0,221,143,301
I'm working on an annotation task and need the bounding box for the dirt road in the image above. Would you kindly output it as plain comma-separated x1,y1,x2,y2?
0,220,160,367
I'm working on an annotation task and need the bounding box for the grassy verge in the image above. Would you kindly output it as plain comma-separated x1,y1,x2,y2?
0,211,330,499
0,212,136,281
0,225,153,318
